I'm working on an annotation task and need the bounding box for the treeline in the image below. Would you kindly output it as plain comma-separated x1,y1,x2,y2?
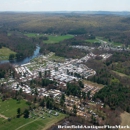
105,52,130,76
93,84,130,112
65,81,86,99
40,43,86,59
1,13,130,46
0,33,36,60
86,54,130,112
0,63,16,78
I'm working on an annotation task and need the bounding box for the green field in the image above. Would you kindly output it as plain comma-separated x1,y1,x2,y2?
112,42,122,47
43,35,74,44
0,112,66,130
96,37,122,47
112,71,130,78
0,99,29,118
0,99,67,130
24,33,43,37
48,54,65,62
85,39,100,43
0,47,16,60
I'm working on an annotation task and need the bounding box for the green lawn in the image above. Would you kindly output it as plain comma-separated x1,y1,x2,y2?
112,71,130,78
85,39,100,43
0,47,16,60
24,33,43,37
112,42,122,47
0,99,29,118
0,111,66,130
96,37,123,47
43,35,74,44
0,99,67,130
48,54,65,62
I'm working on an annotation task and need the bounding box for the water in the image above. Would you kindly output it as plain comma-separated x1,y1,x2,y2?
0,46,40,65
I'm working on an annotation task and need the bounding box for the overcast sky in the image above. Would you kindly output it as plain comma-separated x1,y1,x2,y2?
0,0,130,12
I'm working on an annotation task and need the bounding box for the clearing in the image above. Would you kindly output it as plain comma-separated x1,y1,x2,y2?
43,35,74,44
85,39,100,43
112,71,130,78
0,99,67,130
24,33,43,37
0,47,16,60
120,112,130,130
0,99,29,118
83,80,104,88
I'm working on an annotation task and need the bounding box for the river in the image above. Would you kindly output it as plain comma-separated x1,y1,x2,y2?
0,46,40,65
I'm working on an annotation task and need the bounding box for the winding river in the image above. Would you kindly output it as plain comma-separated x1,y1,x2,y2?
0,46,40,65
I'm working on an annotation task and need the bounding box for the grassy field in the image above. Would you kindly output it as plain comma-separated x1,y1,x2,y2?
0,99,67,130
96,37,122,47
0,47,16,60
43,35,74,44
0,99,29,118
24,33,43,37
120,112,130,130
85,39,100,43
0,110,66,130
83,80,104,88
112,71,130,78
112,42,122,47
24,33,74,44
48,54,65,62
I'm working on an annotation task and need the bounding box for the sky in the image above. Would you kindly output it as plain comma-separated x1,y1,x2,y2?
0,0,130,12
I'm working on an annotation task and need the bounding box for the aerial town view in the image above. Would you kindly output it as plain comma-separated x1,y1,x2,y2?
0,0,130,130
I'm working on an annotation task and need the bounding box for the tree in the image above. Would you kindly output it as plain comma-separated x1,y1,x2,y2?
73,105,77,116
78,81,84,88
23,109,29,118
60,94,65,106
39,71,42,78
40,99,45,108
9,54,15,61
17,108,21,118
87,91,91,99
82,91,86,100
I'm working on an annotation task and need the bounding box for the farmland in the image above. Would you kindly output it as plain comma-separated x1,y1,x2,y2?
0,47,16,60
43,35,74,44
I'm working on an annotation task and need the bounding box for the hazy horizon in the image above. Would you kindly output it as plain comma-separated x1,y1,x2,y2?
0,0,130,12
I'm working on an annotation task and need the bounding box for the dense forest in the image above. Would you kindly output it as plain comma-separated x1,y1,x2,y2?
0,13,130,60
0,63,16,78
0,13,130,45
0,33,36,60
86,52,130,112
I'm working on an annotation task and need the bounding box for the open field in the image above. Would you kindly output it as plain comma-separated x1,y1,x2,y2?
0,47,16,60
24,32,74,44
43,35,74,44
24,33,43,37
48,54,65,62
96,37,122,47
0,99,29,118
120,112,130,130
83,80,104,88
112,71,130,78
85,39,100,43
0,110,66,130
112,42,122,47
0,98,67,130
